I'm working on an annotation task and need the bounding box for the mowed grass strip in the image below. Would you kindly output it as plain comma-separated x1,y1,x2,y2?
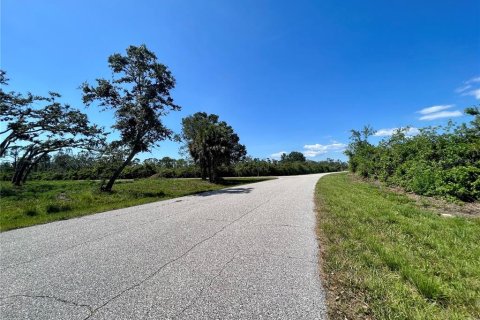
316,173,480,320
0,177,271,232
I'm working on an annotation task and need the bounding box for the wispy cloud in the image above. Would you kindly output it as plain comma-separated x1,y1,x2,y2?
418,105,453,115
374,127,420,137
302,142,346,157
270,151,287,159
416,76,478,123
417,104,463,121
456,76,480,100
468,76,480,83
467,88,480,100
419,110,463,121
456,84,472,94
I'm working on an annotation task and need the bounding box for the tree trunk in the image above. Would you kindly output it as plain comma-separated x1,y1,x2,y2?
11,164,23,185
200,160,207,180
21,152,47,184
102,150,137,192
207,158,213,182
212,168,218,183
12,150,34,186
208,159,218,183
0,132,15,157
208,168,213,182
12,160,30,186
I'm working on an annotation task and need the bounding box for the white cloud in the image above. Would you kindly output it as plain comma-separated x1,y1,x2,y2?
302,142,346,157
374,127,420,137
456,76,480,97
467,88,480,100
467,76,480,83
418,105,453,115
270,151,287,159
419,110,463,121
456,84,472,93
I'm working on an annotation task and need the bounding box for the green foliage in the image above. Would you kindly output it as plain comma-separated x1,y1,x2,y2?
81,45,180,191
0,70,105,186
0,153,347,182
316,173,480,319
45,202,72,214
233,157,346,176
346,109,480,201
280,151,306,162
23,207,39,217
181,112,247,182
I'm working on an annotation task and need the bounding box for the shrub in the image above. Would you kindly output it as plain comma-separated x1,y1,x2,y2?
346,108,480,201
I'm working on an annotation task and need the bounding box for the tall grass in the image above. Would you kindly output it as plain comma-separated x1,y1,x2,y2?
316,173,480,319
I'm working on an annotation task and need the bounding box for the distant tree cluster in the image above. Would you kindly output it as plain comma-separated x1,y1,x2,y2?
280,151,306,162
1,44,346,189
346,108,480,201
232,156,346,176
0,152,347,181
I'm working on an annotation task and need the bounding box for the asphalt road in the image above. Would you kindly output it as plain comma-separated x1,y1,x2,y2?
0,174,328,319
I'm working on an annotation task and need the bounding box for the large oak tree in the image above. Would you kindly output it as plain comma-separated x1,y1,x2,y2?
81,45,180,191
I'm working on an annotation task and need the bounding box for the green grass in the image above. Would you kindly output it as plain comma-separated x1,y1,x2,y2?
316,173,480,320
0,177,271,232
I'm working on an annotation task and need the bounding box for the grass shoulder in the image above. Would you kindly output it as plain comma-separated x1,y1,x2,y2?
0,177,273,232
316,173,480,320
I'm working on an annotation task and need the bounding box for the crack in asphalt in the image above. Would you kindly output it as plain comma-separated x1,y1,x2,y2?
1,229,125,272
172,247,241,319
204,218,233,223
0,294,93,315
1,186,259,272
82,200,270,320
0,200,204,272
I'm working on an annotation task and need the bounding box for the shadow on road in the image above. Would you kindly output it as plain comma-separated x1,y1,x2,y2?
195,187,254,197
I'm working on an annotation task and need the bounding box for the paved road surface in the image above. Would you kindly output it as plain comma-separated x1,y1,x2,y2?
0,174,328,319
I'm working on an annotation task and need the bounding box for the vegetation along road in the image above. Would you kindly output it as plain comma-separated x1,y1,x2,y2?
0,174,330,319
316,173,480,319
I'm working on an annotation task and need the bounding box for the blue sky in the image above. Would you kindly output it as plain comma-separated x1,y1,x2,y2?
1,0,479,161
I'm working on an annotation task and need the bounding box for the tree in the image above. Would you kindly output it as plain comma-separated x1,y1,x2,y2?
182,112,246,182
1,71,105,185
81,45,180,191
464,106,479,135
280,151,306,162
1,71,50,157
345,125,377,177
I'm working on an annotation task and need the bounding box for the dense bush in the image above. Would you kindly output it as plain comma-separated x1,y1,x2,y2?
346,108,480,201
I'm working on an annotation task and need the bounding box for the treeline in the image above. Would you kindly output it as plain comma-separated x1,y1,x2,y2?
346,107,480,201
0,153,347,181
2,44,347,189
